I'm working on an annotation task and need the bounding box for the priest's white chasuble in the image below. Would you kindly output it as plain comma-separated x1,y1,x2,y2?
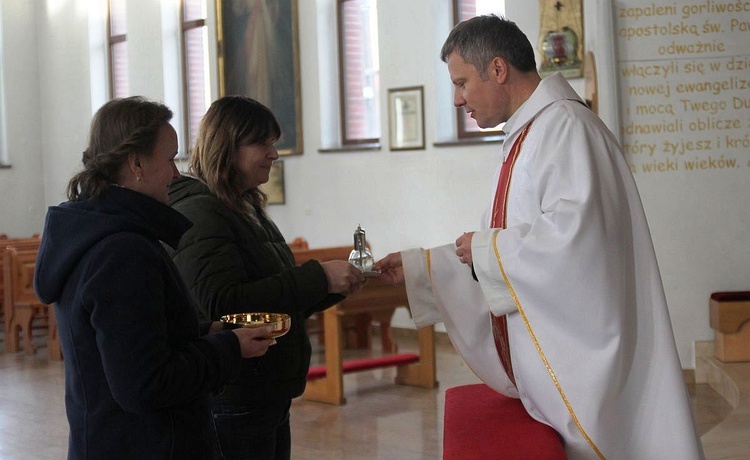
402,73,704,460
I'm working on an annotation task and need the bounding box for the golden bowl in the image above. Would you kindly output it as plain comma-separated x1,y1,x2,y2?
220,312,291,338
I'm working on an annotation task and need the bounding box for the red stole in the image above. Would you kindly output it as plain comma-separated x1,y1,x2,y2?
490,121,533,388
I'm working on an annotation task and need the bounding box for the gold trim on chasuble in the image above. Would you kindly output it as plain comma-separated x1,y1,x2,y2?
490,121,605,459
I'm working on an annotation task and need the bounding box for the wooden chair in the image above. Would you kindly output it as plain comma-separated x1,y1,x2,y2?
2,242,61,359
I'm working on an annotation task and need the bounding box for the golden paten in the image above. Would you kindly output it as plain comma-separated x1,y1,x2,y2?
220,313,291,339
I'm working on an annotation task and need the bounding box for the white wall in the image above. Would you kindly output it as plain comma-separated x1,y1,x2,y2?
1,0,745,369
0,0,45,236
128,0,166,101
37,1,93,209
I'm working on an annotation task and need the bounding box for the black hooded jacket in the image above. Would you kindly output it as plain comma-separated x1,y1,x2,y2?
167,175,343,404
34,185,243,460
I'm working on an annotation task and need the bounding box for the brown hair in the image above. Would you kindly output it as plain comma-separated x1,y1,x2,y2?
67,96,173,200
189,95,281,218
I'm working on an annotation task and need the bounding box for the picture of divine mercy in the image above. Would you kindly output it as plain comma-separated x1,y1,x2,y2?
221,0,301,154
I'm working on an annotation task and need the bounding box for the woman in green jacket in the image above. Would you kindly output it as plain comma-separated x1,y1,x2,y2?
168,96,364,460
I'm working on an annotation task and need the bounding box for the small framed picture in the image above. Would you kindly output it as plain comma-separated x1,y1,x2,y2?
388,86,425,151
260,161,285,205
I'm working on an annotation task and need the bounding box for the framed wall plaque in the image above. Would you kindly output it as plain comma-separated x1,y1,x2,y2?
388,86,425,151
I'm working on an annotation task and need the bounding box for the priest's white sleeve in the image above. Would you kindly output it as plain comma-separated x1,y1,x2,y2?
400,244,518,396
471,229,517,317
401,247,442,328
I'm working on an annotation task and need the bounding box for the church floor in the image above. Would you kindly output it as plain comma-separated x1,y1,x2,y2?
0,329,738,459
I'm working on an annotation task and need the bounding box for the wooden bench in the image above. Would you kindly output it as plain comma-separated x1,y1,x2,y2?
290,241,437,405
2,241,62,359
292,242,396,351
443,384,566,459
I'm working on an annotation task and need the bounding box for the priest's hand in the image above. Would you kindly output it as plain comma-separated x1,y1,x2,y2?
455,232,474,265
373,252,405,285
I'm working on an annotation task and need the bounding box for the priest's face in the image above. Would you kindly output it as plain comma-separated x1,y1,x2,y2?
447,51,507,129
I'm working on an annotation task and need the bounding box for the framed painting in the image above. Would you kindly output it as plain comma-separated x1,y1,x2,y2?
259,161,285,205
388,86,425,151
216,0,303,155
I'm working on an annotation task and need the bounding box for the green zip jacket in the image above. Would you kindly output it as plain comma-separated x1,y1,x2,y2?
167,175,343,403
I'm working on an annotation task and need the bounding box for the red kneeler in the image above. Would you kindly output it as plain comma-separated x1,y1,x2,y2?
443,384,566,460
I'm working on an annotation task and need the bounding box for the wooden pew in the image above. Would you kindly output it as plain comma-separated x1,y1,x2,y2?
290,241,437,405
292,242,394,351
2,241,62,359
0,235,39,311
1,236,41,348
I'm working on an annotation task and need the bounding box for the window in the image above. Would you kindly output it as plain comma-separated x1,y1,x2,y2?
180,0,209,152
337,0,380,145
453,0,505,138
108,0,129,99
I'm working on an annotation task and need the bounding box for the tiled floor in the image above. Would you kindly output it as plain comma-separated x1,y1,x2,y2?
0,330,742,459
695,342,750,460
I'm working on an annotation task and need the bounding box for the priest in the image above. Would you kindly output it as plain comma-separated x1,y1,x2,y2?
375,14,704,460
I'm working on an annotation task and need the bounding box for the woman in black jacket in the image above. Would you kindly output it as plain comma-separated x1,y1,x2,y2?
168,96,364,460
33,96,274,459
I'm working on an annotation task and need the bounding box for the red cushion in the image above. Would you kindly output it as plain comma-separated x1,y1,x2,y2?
443,384,567,460
307,353,420,380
